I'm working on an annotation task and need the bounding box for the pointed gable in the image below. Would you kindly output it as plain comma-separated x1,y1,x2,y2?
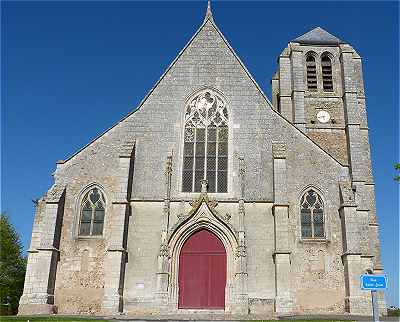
51,2,349,208
62,13,273,163
61,9,345,175
293,27,345,45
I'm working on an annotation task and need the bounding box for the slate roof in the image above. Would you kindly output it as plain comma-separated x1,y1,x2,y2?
61,5,345,167
293,27,345,45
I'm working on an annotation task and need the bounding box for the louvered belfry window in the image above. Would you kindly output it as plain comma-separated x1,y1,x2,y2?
300,189,325,238
182,90,228,193
79,187,106,236
321,55,334,91
306,55,317,90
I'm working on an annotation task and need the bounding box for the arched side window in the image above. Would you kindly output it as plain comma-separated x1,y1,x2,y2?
300,189,325,238
321,55,333,91
182,90,228,193
306,54,317,90
79,187,106,236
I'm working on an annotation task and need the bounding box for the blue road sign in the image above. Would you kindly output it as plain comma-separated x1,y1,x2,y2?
360,274,388,290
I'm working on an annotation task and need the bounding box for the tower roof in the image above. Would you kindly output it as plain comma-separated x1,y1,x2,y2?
293,27,345,45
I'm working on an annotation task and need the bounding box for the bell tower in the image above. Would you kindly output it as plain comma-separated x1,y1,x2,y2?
271,26,386,314
271,27,349,165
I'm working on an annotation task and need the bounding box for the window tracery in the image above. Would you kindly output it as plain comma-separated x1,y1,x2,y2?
300,189,325,238
79,187,106,236
182,90,228,193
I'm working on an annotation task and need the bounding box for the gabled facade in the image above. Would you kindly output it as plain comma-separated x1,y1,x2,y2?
19,3,386,318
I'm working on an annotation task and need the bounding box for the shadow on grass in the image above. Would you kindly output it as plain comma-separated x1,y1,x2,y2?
0,318,355,322
0,316,110,322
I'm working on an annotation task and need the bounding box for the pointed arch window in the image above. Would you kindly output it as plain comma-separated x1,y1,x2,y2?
300,189,325,238
182,90,228,193
306,54,318,90
79,187,106,236
321,55,333,91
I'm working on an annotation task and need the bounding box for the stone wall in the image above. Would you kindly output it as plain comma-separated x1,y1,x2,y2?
306,129,348,165
271,109,348,314
49,143,120,314
304,97,345,125
123,202,162,313
20,15,381,318
54,240,106,314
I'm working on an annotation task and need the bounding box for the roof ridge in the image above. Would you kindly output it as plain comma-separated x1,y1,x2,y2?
63,16,216,163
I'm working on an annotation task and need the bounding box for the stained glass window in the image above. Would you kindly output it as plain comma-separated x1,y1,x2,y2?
300,189,325,238
79,187,106,236
182,90,228,193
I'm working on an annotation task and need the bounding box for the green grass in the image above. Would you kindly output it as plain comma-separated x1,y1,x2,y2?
0,317,110,322
387,308,400,317
0,318,355,322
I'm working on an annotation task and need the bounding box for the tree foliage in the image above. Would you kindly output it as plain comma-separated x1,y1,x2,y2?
395,163,400,181
0,213,26,314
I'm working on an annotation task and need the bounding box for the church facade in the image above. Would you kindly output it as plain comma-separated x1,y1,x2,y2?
19,3,386,318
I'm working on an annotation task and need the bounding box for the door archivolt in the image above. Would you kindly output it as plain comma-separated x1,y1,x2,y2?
167,186,238,310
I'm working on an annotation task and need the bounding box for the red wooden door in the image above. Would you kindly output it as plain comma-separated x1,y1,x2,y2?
178,229,226,309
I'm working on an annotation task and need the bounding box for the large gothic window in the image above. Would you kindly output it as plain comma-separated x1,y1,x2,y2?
79,187,106,236
182,90,228,193
300,189,325,238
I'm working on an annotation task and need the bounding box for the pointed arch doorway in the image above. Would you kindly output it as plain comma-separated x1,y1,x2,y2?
178,229,227,309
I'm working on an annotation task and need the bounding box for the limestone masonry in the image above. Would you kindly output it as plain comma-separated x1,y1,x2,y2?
19,3,386,319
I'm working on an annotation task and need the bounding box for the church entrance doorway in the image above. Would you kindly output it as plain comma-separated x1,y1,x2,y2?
178,229,226,309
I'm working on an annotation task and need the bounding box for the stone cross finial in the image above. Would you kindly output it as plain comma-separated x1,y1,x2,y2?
201,179,208,193
204,0,214,22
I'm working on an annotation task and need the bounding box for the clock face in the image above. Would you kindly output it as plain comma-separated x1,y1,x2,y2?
316,110,331,123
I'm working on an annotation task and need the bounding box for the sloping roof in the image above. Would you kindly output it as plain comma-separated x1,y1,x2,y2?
62,6,276,163
293,27,345,45
61,6,346,168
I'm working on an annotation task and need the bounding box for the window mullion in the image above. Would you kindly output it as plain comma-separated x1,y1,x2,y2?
90,207,95,236
216,126,219,192
204,125,208,181
192,127,197,192
310,208,315,237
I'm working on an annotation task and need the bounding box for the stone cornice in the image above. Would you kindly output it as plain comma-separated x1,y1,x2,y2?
341,252,362,258
272,251,291,259
36,247,59,252
112,200,129,205
272,204,290,212
107,247,127,253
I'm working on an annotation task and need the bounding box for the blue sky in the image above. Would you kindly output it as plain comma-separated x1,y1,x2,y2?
2,1,399,307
